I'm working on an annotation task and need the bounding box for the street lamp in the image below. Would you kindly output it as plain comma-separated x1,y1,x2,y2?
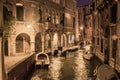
26,23,37,33
80,26,83,30
112,35,118,40
26,24,31,29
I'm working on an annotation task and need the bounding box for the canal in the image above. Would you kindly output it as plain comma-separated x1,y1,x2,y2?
26,50,101,80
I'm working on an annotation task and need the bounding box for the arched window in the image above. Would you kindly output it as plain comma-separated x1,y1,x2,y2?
16,36,24,53
16,33,30,53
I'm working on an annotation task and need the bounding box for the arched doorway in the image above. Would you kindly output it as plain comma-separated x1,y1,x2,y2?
45,34,51,52
35,32,42,53
68,34,75,46
61,34,67,48
53,33,58,50
16,33,30,54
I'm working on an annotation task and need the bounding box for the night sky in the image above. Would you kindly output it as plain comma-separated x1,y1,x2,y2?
77,0,92,7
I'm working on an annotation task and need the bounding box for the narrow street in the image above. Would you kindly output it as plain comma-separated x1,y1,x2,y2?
26,50,101,80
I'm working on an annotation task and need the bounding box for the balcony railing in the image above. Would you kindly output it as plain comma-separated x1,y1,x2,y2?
44,22,63,32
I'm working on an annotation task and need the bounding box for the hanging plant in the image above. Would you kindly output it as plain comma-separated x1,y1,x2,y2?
3,11,16,40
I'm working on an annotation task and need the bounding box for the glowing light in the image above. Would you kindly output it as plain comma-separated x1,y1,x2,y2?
48,57,63,80
65,13,70,19
26,25,31,29
80,26,83,30
72,35,75,43
112,35,118,40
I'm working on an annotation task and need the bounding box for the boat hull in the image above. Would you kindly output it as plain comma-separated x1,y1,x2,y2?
35,53,50,68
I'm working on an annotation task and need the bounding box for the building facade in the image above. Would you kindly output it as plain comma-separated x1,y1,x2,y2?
77,7,84,42
92,0,120,73
84,5,93,42
3,0,78,56
77,5,93,43
0,0,5,80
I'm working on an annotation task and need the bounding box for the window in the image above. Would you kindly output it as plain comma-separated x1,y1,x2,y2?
101,39,103,53
73,17,75,29
16,4,24,21
39,9,42,23
97,37,99,45
112,40,117,59
16,36,23,53
60,13,64,26
110,4,117,23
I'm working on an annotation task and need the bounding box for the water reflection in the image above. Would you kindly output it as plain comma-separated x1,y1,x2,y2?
48,57,63,80
74,51,92,80
30,50,94,80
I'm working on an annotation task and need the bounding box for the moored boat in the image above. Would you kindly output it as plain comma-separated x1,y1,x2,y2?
83,51,93,60
94,64,119,80
35,53,50,68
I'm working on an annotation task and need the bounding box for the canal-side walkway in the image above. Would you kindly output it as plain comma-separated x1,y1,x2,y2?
4,53,33,71
4,53,35,80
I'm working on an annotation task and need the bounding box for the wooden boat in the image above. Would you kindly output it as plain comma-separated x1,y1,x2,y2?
83,51,93,60
35,53,50,67
93,64,119,80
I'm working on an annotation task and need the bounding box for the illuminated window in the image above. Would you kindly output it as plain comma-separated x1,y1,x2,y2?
56,13,59,24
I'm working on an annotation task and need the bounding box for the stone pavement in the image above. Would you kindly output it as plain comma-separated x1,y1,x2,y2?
94,64,119,80
4,54,33,72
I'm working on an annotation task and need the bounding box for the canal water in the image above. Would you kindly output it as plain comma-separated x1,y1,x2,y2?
27,50,101,80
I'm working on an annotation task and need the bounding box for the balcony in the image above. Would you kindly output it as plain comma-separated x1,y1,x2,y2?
44,22,63,32
63,26,75,33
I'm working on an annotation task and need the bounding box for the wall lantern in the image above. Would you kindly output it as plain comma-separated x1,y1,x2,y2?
112,35,118,40
80,26,84,30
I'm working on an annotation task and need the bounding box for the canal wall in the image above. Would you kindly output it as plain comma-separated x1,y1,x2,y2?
5,54,35,80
